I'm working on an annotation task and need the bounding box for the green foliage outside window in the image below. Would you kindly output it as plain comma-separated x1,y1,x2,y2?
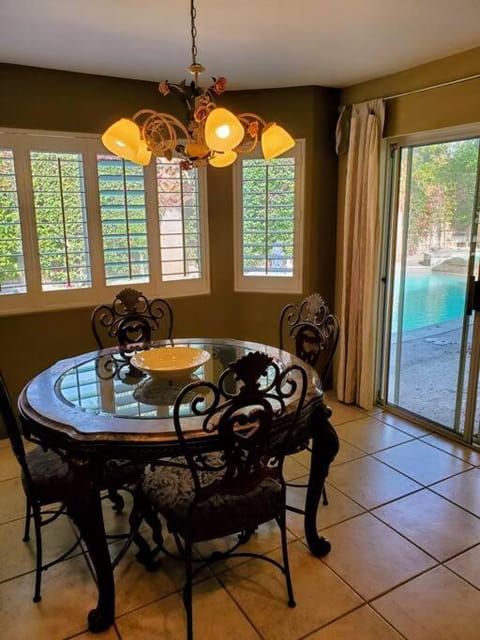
242,158,295,275
98,155,149,284
0,150,25,293
405,139,479,252
30,151,91,290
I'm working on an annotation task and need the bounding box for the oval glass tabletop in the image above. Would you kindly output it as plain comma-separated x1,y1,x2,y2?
55,340,276,419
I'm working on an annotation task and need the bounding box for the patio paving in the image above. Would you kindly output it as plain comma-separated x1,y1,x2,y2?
387,319,474,431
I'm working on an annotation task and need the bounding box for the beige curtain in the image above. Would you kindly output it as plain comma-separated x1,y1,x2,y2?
336,99,385,410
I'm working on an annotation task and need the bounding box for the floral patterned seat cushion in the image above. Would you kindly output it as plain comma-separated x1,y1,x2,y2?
23,447,73,502
24,448,144,503
141,458,283,542
101,459,146,487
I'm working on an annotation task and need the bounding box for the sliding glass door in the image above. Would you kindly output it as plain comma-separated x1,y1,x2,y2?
380,132,480,445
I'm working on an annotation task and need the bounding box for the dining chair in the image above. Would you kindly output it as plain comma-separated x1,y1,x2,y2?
0,371,143,601
279,293,339,386
90,287,174,513
91,287,174,349
279,293,340,504
0,370,82,603
131,351,308,640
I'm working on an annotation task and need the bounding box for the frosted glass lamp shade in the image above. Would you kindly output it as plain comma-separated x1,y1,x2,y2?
261,123,295,160
208,149,237,168
102,119,143,162
205,108,244,152
134,139,152,166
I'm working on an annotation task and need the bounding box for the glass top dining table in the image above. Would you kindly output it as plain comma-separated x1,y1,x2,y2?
18,337,339,633
55,338,303,422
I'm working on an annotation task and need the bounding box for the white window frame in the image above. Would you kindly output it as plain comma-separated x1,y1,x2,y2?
233,139,305,294
0,128,210,315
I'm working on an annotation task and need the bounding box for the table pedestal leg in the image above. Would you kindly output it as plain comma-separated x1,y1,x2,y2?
304,402,339,556
66,461,115,633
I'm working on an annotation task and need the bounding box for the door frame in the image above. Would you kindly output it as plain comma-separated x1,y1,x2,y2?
376,121,480,446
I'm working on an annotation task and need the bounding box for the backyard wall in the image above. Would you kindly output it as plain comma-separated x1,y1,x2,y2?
0,64,339,406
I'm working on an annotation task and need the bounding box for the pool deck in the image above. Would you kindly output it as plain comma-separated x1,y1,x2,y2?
390,317,465,343
384,255,477,429
388,319,471,428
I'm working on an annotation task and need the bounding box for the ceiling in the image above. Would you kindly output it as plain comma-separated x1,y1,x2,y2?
1,0,479,90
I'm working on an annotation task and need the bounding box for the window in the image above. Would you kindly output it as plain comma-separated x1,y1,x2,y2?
0,130,209,314
233,140,304,293
31,150,91,290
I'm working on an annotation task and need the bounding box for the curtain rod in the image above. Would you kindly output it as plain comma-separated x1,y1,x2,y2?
382,72,480,101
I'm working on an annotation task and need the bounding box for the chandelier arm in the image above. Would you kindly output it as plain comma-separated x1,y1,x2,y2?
153,113,191,140
132,110,189,138
132,109,160,122
234,139,258,155
143,114,177,149
133,110,191,141
237,113,268,127
231,113,268,155
135,111,194,158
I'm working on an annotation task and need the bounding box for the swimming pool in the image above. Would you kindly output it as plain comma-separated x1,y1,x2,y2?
391,271,466,332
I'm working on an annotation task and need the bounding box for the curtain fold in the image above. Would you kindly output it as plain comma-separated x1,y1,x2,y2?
336,99,385,410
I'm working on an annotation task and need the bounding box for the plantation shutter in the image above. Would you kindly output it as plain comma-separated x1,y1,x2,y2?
157,157,202,281
96,154,149,285
0,148,26,294
30,150,91,290
0,130,210,313
241,156,296,277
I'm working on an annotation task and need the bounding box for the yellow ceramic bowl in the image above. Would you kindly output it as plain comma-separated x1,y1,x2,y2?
130,346,210,379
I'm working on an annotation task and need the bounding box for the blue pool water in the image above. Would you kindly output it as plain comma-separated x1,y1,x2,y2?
392,272,466,332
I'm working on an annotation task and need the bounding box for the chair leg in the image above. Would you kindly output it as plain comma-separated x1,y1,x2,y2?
322,486,328,506
238,526,257,544
277,512,296,608
23,496,32,542
183,538,194,640
143,504,164,551
131,509,159,573
107,488,125,513
125,491,163,571
32,508,43,603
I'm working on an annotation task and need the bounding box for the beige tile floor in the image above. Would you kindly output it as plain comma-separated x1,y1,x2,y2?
2,395,480,639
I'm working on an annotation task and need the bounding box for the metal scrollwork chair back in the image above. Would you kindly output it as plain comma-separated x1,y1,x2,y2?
0,371,81,603
91,288,174,525
133,351,308,640
279,293,339,504
279,293,339,386
91,287,174,348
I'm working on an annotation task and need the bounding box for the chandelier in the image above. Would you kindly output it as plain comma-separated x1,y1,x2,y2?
101,0,295,170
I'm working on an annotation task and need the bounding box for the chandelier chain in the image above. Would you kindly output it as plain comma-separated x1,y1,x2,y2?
190,0,198,66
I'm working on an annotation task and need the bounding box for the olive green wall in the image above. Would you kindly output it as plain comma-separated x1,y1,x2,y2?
341,46,480,135
0,64,339,404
